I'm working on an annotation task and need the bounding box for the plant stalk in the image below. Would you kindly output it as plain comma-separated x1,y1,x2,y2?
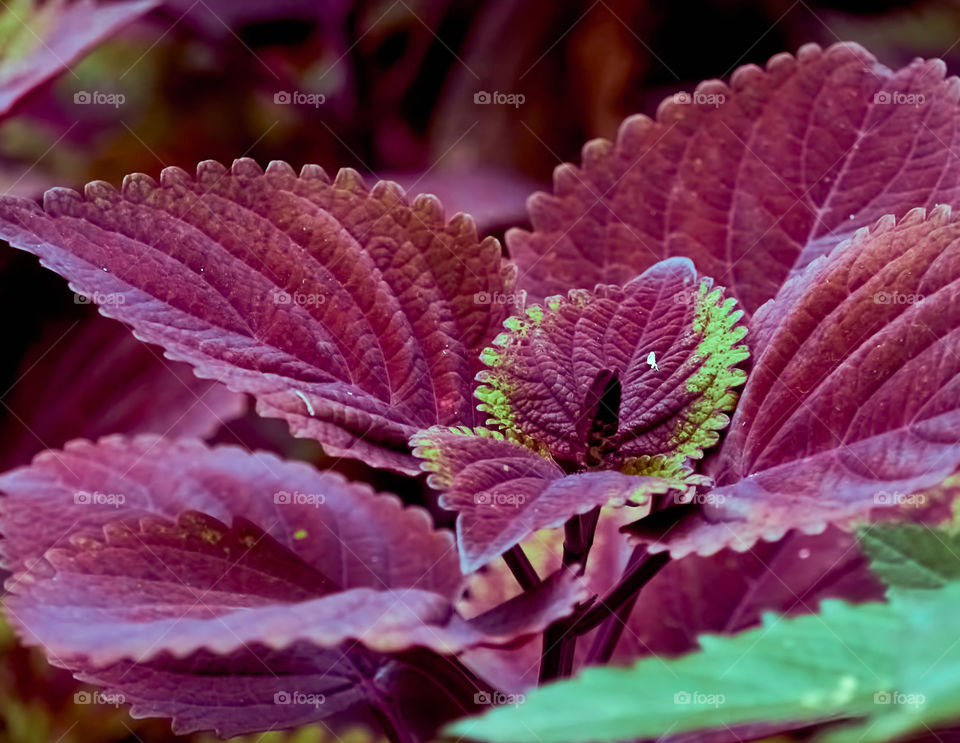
504,544,541,590
539,507,602,683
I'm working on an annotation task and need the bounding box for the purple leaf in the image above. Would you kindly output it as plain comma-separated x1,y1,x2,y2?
642,206,960,557
412,427,680,573
476,258,748,470
0,436,583,736
0,0,158,117
459,517,883,695
0,315,246,470
508,42,960,316
0,160,514,473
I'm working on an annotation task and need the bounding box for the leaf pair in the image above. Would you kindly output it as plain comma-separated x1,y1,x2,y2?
0,436,583,737
0,159,514,474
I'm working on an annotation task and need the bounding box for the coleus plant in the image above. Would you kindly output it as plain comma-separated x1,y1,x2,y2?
1,40,960,741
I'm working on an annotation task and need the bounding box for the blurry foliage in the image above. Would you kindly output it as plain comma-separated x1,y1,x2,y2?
0,0,958,740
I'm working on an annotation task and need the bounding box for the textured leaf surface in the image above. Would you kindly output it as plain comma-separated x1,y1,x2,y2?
0,160,513,473
860,523,960,591
644,207,960,557
412,427,676,573
0,436,582,735
449,581,960,743
0,0,157,117
0,315,245,470
476,258,747,469
509,42,960,315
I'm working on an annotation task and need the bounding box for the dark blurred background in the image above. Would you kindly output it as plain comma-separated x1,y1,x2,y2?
0,0,956,740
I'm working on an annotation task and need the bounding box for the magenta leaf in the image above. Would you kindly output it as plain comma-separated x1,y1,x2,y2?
0,436,583,736
0,0,157,117
509,42,960,315
476,258,748,470
641,206,960,557
0,315,245,470
459,518,882,694
412,427,683,573
0,160,514,473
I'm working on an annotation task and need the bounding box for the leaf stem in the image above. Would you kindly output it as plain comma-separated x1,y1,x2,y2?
539,507,602,683
503,545,541,590
561,507,601,569
370,698,417,743
573,546,670,637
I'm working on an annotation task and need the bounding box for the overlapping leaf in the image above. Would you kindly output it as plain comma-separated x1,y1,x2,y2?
0,436,583,736
476,257,748,468
509,42,960,316
859,522,960,591
457,518,882,693
638,207,960,558
0,0,157,117
412,427,676,572
447,524,960,743
0,160,514,473
0,315,245,470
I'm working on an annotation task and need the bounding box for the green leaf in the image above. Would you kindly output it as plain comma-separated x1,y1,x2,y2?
860,522,960,590
447,582,960,743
